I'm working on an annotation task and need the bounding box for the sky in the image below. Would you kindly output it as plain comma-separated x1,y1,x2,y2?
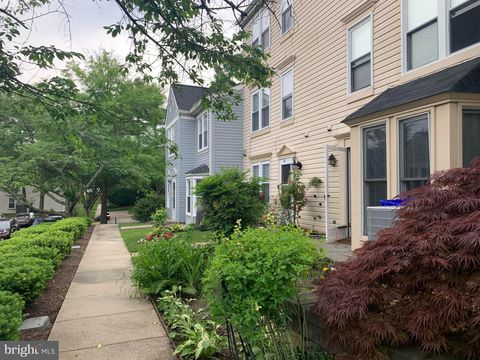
16,0,242,85
18,0,132,83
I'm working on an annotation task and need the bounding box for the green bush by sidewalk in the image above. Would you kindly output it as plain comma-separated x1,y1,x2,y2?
0,217,89,317
0,291,24,341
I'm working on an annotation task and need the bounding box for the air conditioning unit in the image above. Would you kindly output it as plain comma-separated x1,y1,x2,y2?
367,206,398,241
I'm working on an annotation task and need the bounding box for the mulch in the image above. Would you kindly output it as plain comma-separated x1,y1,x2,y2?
20,225,95,341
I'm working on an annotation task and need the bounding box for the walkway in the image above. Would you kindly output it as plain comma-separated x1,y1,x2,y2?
49,224,173,360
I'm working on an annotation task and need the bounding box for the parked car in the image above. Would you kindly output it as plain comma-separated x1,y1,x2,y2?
15,212,34,228
0,220,16,239
94,212,111,222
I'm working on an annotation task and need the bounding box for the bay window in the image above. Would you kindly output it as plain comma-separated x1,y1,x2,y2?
281,69,293,120
363,124,387,235
400,114,430,192
462,109,480,167
349,17,372,93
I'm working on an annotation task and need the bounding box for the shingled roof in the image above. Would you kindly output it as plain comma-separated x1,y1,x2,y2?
186,164,209,175
171,84,206,112
343,57,480,125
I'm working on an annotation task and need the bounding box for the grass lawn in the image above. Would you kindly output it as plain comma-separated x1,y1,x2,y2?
120,228,213,253
120,227,151,253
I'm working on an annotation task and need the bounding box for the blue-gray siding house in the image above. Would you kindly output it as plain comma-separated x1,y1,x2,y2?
165,84,244,224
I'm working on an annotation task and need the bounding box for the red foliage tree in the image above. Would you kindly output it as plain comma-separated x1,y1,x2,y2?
314,159,480,360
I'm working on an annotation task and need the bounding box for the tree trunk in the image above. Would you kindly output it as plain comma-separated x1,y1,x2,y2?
101,177,108,224
39,192,45,211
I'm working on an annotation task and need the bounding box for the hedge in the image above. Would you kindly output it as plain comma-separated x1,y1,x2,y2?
0,291,24,341
0,244,62,266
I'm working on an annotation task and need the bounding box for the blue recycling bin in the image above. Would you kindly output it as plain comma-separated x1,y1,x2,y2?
380,199,406,206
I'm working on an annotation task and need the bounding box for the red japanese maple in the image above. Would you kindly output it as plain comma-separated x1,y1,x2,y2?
314,159,480,360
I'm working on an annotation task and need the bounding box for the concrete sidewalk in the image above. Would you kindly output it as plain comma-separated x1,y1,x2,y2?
49,225,173,360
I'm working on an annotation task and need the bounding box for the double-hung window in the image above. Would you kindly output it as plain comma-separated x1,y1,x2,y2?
251,89,270,132
166,126,175,156
8,198,15,210
252,10,270,48
198,113,209,151
349,17,372,93
363,124,387,235
281,69,293,121
252,162,270,202
403,0,480,71
399,114,430,192
450,0,480,53
281,0,293,34
462,109,480,167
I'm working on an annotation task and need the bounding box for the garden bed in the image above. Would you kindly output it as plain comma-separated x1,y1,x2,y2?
20,225,95,341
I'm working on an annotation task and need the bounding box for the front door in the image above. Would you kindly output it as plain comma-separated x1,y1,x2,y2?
325,145,350,243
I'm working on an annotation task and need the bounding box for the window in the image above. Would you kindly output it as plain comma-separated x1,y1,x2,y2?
349,17,372,92
252,162,270,202
406,0,439,70
186,179,192,215
193,178,203,215
281,69,293,120
462,109,480,167
252,10,270,48
198,113,209,151
281,0,293,34
8,198,15,210
363,125,387,235
403,0,480,71
251,89,270,132
166,126,175,156
400,114,430,192
450,0,480,53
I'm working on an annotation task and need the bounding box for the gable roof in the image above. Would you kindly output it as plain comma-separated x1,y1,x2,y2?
343,57,480,125
171,84,206,112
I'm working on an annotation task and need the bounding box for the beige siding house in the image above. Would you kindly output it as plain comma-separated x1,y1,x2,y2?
0,188,65,216
242,0,480,250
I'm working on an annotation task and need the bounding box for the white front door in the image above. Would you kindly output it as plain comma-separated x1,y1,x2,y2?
325,145,350,243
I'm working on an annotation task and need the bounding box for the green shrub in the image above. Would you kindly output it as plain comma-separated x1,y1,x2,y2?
151,208,168,227
0,291,25,340
195,168,267,235
6,230,75,256
131,192,164,222
108,185,139,207
0,256,54,303
0,244,62,266
203,226,321,339
132,237,210,296
49,217,89,239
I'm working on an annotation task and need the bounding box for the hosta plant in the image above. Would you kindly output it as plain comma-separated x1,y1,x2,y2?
314,159,480,359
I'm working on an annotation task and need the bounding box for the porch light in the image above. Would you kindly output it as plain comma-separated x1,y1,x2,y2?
292,156,303,170
328,154,337,167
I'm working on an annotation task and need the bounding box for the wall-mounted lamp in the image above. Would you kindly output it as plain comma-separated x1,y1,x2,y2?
292,156,303,170
328,154,338,167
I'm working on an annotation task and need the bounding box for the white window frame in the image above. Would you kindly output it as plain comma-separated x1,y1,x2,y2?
186,179,192,215
198,112,209,151
281,0,294,35
192,177,203,216
252,9,270,49
172,180,176,210
281,68,294,121
401,0,480,73
8,198,15,210
251,88,270,132
252,161,270,202
166,124,175,156
347,15,373,94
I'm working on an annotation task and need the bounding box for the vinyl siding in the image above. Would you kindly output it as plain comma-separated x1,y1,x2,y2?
211,102,244,174
165,89,180,220
0,189,65,215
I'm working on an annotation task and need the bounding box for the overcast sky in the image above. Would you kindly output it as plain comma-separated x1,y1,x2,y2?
19,0,131,83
